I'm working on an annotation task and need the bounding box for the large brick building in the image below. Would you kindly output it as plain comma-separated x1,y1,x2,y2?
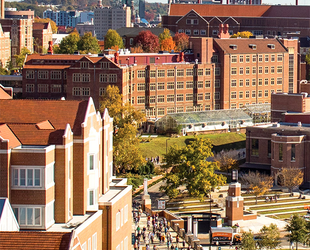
163,4,310,39
21,36,299,118
0,97,132,250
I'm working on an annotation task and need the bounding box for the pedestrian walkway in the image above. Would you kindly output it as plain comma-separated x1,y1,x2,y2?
132,208,190,250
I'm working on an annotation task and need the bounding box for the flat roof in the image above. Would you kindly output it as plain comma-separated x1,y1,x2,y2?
47,213,92,232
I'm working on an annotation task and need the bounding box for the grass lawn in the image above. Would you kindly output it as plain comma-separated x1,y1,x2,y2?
139,132,246,159
250,202,310,210
245,198,300,206
259,208,306,215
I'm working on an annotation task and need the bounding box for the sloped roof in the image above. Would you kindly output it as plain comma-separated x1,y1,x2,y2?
0,199,5,218
0,232,72,250
169,4,271,17
0,99,89,145
33,22,49,30
0,85,12,99
0,124,21,148
214,38,287,54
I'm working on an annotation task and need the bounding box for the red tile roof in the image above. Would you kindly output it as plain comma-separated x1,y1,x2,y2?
0,85,12,99
25,54,84,62
0,99,89,145
0,124,21,148
23,65,70,69
169,4,271,17
214,38,287,54
0,231,72,250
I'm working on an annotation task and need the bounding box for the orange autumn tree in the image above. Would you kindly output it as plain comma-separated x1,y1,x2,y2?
160,37,175,52
159,28,175,52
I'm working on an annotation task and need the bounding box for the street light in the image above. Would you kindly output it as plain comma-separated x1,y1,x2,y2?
166,138,170,154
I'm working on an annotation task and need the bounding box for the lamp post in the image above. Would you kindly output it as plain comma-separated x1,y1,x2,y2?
166,138,170,154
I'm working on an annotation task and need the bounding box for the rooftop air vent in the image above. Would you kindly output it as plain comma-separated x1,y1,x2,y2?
229,44,238,50
268,44,275,49
249,44,257,50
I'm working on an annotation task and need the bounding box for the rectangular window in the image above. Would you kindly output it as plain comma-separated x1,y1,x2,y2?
291,144,295,161
177,94,184,102
214,92,220,100
38,70,48,79
245,91,250,98
108,74,116,83
252,90,256,98
89,154,94,170
258,79,262,86
215,79,220,88
205,93,210,100
197,81,203,88
265,78,269,86
205,80,211,88
251,139,259,156
205,68,211,75
239,91,243,99
38,84,48,93
157,95,164,103
186,81,193,89
264,90,268,97
157,108,165,116
231,55,237,63
246,67,250,75
157,70,165,78
258,66,263,74
167,82,174,89
89,190,94,206
239,55,244,63
149,83,155,91
252,67,256,74
73,87,80,96
279,144,283,161
186,94,193,101
177,69,184,77
253,55,257,62
252,79,256,86
271,78,275,85
258,90,262,98
277,66,283,74
26,84,34,93
167,70,174,77
239,79,243,87
231,68,237,75
239,67,244,75
265,67,269,74
277,54,283,62
51,71,61,79
157,82,165,90
197,69,204,76
246,55,250,63
277,78,282,85
137,96,145,104
26,70,34,79
215,67,220,76
167,95,174,102
246,79,250,86
231,91,237,99
137,70,145,78
177,82,184,89
265,54,269,62
205,105,210,110
271,54,275,62
258,55,263,62
27,169,33,186
149,96,155,103
186,68,193,76
197,93,203,100
137,83,145,91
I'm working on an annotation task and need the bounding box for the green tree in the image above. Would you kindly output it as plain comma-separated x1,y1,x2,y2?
241,231,256,250
104,29,124,50
58,31,80,54
99,85,146,173
286,214,308,250
259,223,281,249
159,28,172,43
78,32,100,54
160,137,226,200
231,31,253,38
15,47,31,69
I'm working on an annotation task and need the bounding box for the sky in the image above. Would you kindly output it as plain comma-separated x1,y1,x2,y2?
146,0,310,5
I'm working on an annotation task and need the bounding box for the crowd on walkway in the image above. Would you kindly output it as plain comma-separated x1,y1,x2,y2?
132,203,190,250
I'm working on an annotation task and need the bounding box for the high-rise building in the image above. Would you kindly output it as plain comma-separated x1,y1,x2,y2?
139,0,145,19
94,6,131,40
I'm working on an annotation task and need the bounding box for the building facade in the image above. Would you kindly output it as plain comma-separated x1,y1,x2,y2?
33,22,53,53
0,98,132,250
163,4,310,39
94,6,131,40
22,37,298,118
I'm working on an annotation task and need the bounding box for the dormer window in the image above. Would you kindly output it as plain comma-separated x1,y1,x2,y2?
268,44,275,49
230,44,238,50
249,44,257,50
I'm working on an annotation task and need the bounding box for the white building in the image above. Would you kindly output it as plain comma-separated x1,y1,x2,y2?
94,6,131,40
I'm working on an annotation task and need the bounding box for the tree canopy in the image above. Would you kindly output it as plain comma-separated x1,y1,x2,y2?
286,214,308,250
134,30,159,53
159,29,175,52
58,31,80,54
280,167,304,193
231,31,253,38
240,171,273,204
15,47,31,69
99,85,146,173
160,137,226,200
259,224,281,249
77,32,100,54
173,32,189,52
104,29,124,50
240,231,256,250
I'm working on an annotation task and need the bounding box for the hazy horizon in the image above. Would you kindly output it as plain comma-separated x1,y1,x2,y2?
146,0,310,5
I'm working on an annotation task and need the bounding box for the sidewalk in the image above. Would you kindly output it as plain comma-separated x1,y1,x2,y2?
132,208,190,250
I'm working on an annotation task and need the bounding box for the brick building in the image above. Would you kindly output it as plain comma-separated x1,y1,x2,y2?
163,4,310,39
0,18,33,64
0,97,132,250
21,36,298,118
33,22,53,54
0,23,11,68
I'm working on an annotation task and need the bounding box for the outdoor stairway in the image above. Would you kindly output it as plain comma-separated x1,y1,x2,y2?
166,199,223,214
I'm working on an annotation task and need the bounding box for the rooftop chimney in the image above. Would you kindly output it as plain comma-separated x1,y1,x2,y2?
47,41,53,55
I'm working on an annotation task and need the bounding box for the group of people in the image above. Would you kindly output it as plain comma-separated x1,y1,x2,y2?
146,156,160,164
265,195,278,203
133,209,190,250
